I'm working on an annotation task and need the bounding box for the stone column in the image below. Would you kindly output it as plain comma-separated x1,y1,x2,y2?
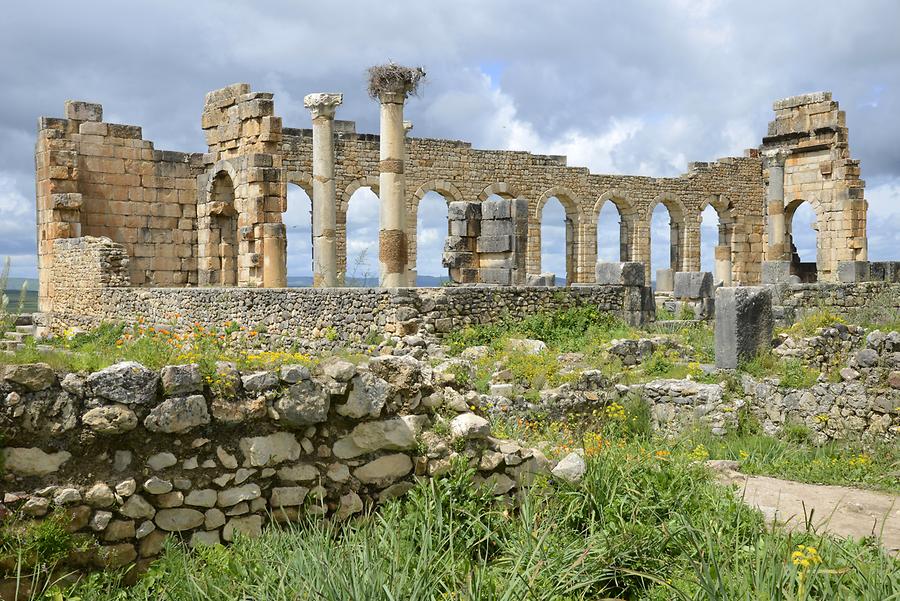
403,120,416,286
374,81,418,287
714,244,732,286
764,149,788,260
304,92,343,287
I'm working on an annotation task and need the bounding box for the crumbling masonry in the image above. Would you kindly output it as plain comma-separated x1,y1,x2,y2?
35,76,876,322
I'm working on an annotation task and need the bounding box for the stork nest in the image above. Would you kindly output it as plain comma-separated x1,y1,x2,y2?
367,63,426,99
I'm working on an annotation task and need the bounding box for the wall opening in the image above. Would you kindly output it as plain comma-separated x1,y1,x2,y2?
786,199,818,283
539,196,568,284
596,200,624,263
284,183,313,286
344,186,380,286
414,191,449,286
650,203,680,288
210,171,237,286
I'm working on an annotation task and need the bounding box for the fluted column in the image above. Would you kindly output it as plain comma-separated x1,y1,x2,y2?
304,92,343,287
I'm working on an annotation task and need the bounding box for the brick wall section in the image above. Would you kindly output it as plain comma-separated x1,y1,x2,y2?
36,101,204,310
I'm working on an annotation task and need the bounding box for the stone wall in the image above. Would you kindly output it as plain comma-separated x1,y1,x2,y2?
770,281,900,326
282,125,766,286
0,356,570,574
45,236,654,346
761,92,868,282
36,101,205,309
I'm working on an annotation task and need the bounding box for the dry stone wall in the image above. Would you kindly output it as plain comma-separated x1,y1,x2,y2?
45,235,654,346
770,282,900,327
0,356,571,575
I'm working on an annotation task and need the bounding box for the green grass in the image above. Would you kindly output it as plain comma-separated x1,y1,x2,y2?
739,352,820,388
36,437,897,601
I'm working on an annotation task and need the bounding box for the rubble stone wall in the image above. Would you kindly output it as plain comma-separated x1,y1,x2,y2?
45,236,654,346
770,282,900,326
0,356,561,572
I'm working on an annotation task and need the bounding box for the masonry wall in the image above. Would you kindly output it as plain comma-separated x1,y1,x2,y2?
45,238,653,345
281,127,766,286
770,281,900,326
36,102,205,310
0,356,557,578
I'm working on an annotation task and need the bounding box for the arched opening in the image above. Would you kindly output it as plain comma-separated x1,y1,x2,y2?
539,196,568,284
786,200,818,283
596,200,623,262
699,198,735,286
284,183,313,286
210,171,238,286
414,191,449,286
649,200,684,291
344,186,380,286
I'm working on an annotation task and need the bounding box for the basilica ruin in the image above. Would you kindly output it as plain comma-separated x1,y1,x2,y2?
32,66,892,341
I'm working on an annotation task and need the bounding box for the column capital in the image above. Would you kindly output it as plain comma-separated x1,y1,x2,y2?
304,93,343,119
402,120,413,134
368,64,425,104
762,148,789,168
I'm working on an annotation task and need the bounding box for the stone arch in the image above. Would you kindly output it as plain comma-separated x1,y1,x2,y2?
285,172,313,204
589,190,638,273
337,176,380,280
527,186,582,284
696,194,737,285
784,197,823,282
639,192,688,287
407,180,463,282
283,176,314,281
477,182,520,201
204,160,240,204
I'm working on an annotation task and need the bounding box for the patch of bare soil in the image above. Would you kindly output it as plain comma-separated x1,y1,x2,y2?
708,460,900,555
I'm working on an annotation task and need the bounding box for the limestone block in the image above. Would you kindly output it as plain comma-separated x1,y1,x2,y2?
447,201,480,221
761,261,798,284
64,100,103,122
715,286,773,369
481,198,511,220
837,261,870,283
595,262,644,286
479,268,512,285
526,273,556,286
673,272,714,300
480,219,514,237
1,447,71,476
476,235,512,253
655,268,674,292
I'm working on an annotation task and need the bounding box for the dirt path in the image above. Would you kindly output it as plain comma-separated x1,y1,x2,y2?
708,461,900,555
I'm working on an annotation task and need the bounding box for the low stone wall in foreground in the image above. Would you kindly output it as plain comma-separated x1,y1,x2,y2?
0,356,577,575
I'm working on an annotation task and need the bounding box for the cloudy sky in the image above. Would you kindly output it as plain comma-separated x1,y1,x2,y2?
2,0,899,281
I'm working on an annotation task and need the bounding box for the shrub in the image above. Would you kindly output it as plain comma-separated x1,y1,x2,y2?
785,308,846,337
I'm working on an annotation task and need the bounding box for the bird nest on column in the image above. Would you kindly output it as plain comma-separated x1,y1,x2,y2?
367,63,426,99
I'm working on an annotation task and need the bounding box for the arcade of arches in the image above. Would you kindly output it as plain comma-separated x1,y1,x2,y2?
35,85,868,309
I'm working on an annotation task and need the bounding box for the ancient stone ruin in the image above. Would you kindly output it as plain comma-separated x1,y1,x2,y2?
35,65,890,323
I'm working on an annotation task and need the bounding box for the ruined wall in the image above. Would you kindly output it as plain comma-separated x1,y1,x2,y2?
771,282,900,327
198,84,287,288
0,356,561,573
281,127,765,286
36,101,204,311
761,92,867,282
